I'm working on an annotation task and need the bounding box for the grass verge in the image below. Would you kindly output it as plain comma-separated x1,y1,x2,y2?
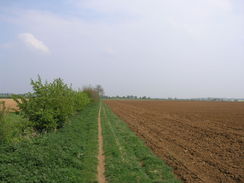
101,103,181,183
0,103,99,183
0,113,34,144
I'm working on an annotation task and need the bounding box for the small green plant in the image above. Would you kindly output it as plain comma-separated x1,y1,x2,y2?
0,101,7,143
0,101,6,122
0,102,33,144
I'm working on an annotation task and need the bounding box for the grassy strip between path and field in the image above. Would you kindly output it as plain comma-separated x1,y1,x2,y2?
0,103,99,183
101,103,181,183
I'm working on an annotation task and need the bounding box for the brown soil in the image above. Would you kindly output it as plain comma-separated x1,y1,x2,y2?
105,100,244,183
0,99,19,111
97,105,106,183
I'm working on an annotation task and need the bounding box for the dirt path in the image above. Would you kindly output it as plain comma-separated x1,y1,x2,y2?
97,105,106,183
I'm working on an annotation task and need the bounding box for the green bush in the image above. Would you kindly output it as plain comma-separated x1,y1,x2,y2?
73,91,90,112
83,87,100,102
13,76,90,132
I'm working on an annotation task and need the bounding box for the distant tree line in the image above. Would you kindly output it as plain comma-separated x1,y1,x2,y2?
0,93,21,98
103,95,151,100
102,95,242,102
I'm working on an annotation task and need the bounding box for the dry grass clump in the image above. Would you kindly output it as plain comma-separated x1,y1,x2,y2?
0,99,18,112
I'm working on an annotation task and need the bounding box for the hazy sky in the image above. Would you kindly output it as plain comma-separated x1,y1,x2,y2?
0,0,244,98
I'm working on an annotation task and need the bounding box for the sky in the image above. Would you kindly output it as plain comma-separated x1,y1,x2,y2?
0,0,244,98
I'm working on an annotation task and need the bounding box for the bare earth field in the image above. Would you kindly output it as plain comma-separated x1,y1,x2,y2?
105,100,244,183
0,99,18,111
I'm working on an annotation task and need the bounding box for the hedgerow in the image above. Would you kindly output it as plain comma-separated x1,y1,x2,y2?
83,86,103,103
73,90,91,112
13,76,91,132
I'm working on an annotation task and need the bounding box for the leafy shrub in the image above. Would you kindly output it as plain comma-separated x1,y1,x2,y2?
73,91,90,112
13,76,90,132
83,86,100,102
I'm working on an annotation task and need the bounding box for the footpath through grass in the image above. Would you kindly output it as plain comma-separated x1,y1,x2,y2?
0,103,99,183
101,103,180,183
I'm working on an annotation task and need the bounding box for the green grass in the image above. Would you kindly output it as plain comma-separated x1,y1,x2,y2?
1,100,33,144
0,113,33,144
0,103,99,183
101,103,181,183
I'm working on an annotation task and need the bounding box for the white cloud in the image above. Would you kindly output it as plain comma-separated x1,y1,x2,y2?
18,33,49,53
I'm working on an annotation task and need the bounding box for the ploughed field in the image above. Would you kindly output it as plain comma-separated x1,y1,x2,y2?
105,100,244,183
